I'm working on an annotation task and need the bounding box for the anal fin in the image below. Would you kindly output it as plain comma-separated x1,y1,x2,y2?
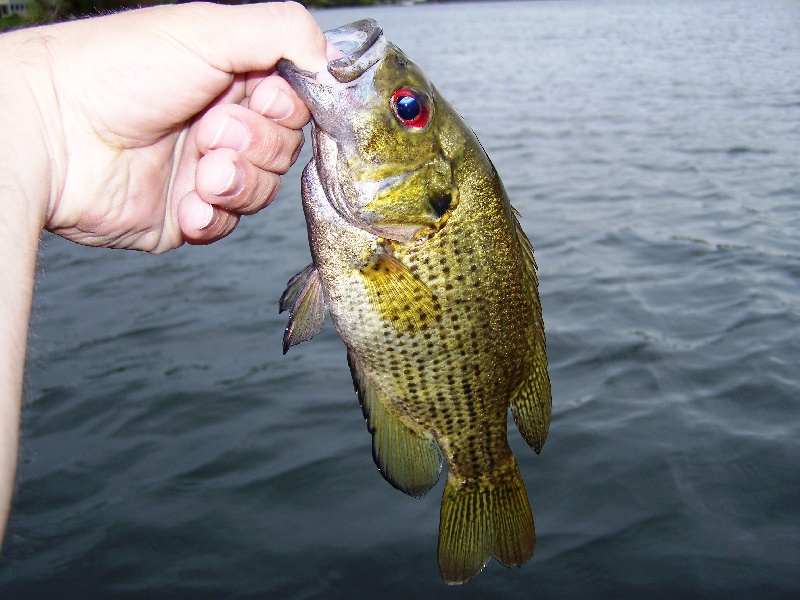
348,352,443,498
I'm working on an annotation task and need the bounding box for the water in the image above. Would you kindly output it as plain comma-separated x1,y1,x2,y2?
3,0,799,597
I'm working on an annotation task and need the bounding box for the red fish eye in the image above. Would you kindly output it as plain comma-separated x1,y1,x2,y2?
391,88,430,129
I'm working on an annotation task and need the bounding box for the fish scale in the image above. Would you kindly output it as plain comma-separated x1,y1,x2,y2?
277,18,551,584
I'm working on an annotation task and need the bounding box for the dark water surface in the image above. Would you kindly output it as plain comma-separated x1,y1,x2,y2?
3,0,799,597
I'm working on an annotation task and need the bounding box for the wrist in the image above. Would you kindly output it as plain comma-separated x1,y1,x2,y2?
1,26,64,226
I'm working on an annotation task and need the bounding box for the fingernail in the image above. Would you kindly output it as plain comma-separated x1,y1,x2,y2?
290,140,304,165
198,202,218,230
209,115,250,151
215,162,245,197
258,88,294,121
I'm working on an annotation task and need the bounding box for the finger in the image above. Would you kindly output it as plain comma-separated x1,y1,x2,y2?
195,147,283,214
248,73,311,129
156,1,329,74
196,104,304,174
177,191,240,245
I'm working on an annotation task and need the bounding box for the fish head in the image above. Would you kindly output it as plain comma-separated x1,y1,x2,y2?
278,19,458,243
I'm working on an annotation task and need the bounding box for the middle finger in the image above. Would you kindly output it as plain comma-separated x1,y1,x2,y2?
196,103,305,175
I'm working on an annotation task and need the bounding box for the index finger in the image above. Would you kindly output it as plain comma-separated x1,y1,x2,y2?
160,1,329,75
248,73,311,129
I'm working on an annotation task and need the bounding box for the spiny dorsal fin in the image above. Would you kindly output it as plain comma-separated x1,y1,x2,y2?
348,351,443,498
509,206,552,453
358,250,441,335
512,205,539,288
438,458,535,584
279,263,327,354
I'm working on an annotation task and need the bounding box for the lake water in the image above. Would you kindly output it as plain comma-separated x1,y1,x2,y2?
2,0,799,597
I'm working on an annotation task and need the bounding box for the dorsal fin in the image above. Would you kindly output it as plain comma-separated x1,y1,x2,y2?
509,206,551,453
348,352,443,498
279,264,327,354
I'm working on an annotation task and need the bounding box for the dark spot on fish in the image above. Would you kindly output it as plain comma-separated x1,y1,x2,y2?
429,192,451,218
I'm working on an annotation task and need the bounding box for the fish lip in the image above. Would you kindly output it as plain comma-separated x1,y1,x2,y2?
276,18,383,85
325,19,383,83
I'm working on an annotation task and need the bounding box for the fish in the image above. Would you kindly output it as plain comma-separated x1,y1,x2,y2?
276,19,551,584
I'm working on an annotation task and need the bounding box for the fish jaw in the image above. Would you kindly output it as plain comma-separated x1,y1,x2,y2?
276,19,387,136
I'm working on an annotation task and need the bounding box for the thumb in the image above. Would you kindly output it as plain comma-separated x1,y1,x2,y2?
151,1,329,75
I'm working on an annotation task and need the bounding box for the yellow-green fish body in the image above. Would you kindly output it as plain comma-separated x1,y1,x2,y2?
277,19,551,584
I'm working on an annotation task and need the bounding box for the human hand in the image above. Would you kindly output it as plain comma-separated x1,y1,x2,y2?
4,1,329,252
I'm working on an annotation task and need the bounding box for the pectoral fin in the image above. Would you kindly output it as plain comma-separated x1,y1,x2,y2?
279,264,327,354
359,251,441,334
349,352,443,498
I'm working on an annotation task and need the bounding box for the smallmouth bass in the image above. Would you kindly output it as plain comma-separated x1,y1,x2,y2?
277,19,551,584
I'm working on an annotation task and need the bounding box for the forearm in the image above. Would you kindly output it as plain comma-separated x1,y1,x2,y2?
0,28,53,538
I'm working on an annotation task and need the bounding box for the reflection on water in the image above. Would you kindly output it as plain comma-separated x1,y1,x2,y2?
3,0,799,597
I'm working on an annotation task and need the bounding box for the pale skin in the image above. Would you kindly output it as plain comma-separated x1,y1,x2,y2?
0,1,337,539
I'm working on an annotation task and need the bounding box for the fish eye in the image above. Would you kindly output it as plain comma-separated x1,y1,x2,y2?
391,87,430,129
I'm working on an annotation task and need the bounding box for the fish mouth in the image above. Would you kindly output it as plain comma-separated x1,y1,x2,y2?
276,18,384,86
325,19,384,83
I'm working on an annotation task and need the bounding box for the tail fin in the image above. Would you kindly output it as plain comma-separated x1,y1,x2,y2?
437,458,535,584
